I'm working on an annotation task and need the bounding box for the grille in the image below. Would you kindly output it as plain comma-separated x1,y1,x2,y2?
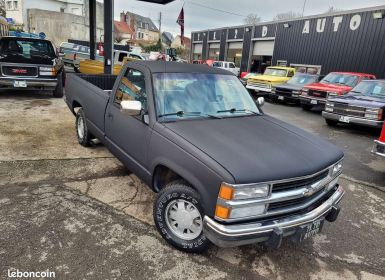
308,89,327,98
332,102,365,118
275,88,293,96
272,170,329,192
2,66,38,77
248,80,270,89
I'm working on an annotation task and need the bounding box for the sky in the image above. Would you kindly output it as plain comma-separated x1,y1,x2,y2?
111,0,385,37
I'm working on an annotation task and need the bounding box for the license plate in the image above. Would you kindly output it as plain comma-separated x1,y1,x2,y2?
298,219,324,242
278,96,284,100
339,116,350,123
310,100,318,105
13,80,27,88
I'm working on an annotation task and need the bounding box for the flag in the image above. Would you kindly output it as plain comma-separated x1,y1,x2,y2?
176,7,184,46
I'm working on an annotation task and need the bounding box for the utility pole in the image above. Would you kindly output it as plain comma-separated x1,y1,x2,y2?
158,12,162,41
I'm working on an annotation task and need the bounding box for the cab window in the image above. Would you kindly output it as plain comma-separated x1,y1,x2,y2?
114,68,147,116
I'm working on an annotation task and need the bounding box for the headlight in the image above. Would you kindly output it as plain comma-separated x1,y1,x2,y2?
292,90,300,95
271,87,276,93
39,67,56,76
301,88,309,96
218,183,270,200
229,204,267,219
331,160,343,177
365,108,382,120
328,92,339,97
325,102,334,112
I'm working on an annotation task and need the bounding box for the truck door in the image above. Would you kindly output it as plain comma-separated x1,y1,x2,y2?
104,66,152,178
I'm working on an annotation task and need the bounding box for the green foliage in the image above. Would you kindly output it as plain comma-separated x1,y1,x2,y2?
140,39,162,53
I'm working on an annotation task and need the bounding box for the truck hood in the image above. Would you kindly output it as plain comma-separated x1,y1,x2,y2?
274,83,304,91
0,54,55,65
329,94,385,109
163,115,343,184
305,82,352,93
249,75,287,83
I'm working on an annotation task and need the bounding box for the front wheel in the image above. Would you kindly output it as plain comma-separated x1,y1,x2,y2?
301,104,312,111
53,71,64,98
325,119,338,126
153,181,210,253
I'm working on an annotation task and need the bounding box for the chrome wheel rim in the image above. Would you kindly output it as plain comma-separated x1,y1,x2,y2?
165,199,203,240
77,116,85,139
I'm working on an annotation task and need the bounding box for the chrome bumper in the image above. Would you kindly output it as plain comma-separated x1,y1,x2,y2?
203,185,344,247
372,140,385,157
0,77,58,88
322,111,384,128
300,96,326,105
246,84,272,93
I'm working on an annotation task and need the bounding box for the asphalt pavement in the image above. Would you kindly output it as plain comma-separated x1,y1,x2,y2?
0,91,384,280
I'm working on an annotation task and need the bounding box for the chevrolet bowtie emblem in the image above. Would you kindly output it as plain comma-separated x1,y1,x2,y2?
303,180,324,197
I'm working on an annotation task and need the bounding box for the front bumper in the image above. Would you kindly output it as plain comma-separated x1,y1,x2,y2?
322,111,384,128
0,76,58,89
300,96,326,107
203,185,344,248
372,140,385,157
246,84,272,93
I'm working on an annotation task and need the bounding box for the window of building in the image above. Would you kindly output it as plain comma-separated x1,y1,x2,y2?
13,1,18,10
60,7,65,13
6,1,12,10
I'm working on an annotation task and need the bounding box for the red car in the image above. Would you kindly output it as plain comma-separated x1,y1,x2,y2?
300,72,376,110
372,123,385,157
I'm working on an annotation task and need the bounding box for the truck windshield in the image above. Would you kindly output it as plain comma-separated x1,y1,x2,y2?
350,81,385,99
0,38,55,59
287,74,317,85
153,73,260,120
263,68,287,77
321,73,358,87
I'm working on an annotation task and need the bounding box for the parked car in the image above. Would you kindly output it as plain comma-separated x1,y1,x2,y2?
239,72,258,87
372,122,385,157
212,61,240,76
0,35,65,97
270,73,322,104
322,80,385,128
65,61,345,253
78,50,144,75
300,72,376,111
246,66,296,96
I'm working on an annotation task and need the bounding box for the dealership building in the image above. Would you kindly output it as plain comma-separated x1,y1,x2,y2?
190,5,385,78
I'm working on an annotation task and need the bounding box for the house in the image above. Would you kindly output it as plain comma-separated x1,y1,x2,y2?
171,35,191,49
120,11,159,42
114,20,135,44
5,0,86,30
161,31,173,47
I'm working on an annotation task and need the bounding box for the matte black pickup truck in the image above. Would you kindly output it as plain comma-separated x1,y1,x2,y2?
65,61,345,253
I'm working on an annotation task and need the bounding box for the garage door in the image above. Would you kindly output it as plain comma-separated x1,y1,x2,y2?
193,44,202,54
252,40,274,56
228,42,243,49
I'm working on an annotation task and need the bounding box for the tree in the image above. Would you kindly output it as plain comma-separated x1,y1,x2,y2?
0,0,6,17
140,39,162,53
243,14,261,25
273,11,302,21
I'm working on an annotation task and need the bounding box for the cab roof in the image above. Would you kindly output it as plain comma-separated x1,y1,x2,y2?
127,61,235,75
329,71,375,77
0,36,50,42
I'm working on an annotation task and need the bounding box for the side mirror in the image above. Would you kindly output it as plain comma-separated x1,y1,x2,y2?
257,97,265,107
120,100,142,116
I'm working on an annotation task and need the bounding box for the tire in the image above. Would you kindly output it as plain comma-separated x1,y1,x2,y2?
301,104,312,111
74,66,80,73
76,108,92,147
325,119,338,126
53,71,64,98
153,180,211,253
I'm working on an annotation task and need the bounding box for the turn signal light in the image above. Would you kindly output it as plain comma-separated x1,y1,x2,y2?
215,205,230,219
218,184,234,200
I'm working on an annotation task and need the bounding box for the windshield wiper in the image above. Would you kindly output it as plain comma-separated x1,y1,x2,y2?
217,108,260,115
158,111,222,119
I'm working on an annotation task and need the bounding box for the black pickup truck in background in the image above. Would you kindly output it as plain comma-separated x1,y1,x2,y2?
65,61,345,253
0,36,65,97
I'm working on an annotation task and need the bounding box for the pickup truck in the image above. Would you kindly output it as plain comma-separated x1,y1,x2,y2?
212,61,240,76
65,61,345,253
300,72,376,111
0,35,65,97
323,80,385,128
246,66,296,96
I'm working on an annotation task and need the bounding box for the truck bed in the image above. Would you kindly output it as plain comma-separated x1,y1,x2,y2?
65,74,118,139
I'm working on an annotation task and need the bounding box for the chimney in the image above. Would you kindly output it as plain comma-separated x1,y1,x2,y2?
120,11,126,23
